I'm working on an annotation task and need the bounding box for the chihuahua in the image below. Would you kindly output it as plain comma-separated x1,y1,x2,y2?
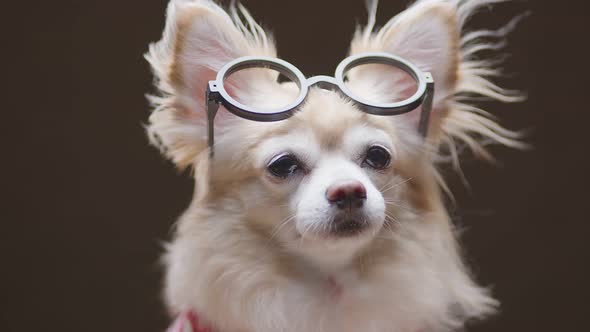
146,0,524,331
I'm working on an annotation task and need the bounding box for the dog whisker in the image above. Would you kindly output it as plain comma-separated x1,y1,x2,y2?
381,177,414,194
267,214,296,245
384,200,415,214
298,222,314,246
384,212,408,235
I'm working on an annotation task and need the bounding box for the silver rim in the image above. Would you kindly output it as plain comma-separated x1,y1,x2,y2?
335,52,428,113
211,55,308,120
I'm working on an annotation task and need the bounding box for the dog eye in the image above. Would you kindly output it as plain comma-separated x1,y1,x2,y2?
363,145,391,170
267,154,303,179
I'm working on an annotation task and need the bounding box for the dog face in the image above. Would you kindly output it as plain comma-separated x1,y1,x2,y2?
248,96,396,264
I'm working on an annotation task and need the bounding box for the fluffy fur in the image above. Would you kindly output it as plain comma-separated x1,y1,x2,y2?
145,1,524,331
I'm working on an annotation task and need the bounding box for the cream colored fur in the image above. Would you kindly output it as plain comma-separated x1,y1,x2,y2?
145,1,524,331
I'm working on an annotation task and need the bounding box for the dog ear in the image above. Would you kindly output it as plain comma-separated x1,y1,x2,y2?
146,0,276,169
350,0,526,160
348,1,460,137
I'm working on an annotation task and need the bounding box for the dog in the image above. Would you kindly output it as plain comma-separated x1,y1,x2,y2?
146,0,525,331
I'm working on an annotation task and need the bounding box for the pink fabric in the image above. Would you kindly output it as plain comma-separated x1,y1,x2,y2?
167,310,212,332
166,309,426,332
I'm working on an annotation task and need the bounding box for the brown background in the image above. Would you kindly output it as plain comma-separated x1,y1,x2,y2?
3,0,589,331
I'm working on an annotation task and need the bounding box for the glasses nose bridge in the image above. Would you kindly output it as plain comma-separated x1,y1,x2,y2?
306,75,341,92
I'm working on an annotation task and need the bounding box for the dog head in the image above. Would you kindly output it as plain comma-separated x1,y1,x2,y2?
146,0,522,268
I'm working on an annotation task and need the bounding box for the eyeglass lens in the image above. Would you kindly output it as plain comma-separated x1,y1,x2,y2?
222,66,302,114
343,63,418,104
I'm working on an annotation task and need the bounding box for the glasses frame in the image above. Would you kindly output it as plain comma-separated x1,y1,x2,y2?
206,52,434,156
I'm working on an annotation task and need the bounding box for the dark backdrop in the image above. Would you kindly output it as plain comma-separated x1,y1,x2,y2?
3,0,589,331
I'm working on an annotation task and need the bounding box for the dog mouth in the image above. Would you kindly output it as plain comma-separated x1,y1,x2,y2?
328,217,370,237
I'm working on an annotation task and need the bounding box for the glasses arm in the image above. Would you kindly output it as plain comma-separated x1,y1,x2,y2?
417,74,434,137
206,82,221,157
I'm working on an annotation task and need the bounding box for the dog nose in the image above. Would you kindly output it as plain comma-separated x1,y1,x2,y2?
326,180,367,210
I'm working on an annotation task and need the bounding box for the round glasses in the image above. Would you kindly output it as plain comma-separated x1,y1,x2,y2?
206,52,434,155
